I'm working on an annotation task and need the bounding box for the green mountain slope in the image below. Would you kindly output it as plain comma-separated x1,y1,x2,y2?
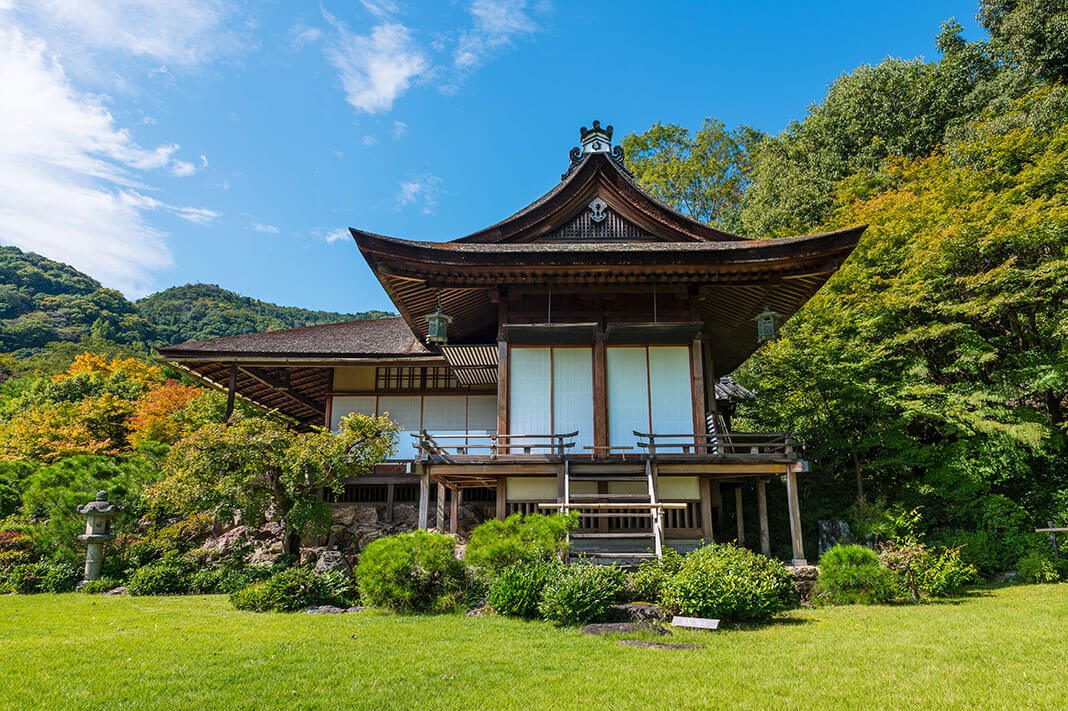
134,284,391,345
0,246,392,354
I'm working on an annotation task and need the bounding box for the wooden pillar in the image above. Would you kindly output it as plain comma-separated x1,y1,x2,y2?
699,477,713,540
734,485,746,546
384,483,395,524
690,338,707,441
417,469,429,530
785,465,807,566
756,479,770,557
712,481,724,531
592,330,607,450
225,364,237,422
449,487,460,534
495,480,506,520
436,482,446,530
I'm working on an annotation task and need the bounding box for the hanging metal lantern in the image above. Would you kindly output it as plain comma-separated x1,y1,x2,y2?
425,306,453,345
753,306,781,343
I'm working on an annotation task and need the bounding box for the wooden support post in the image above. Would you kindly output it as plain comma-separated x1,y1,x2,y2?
384,483,395,523
417,469,429,530
449,487,460,534
436,482,446,530
699,477,713,540
734,485,746,546
592,331,607,451
785,465,806,566
495,480,506,520
756,479,770,557
225,364,237,423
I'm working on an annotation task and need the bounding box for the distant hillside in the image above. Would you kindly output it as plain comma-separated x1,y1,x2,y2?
0,245,392,355
135,284,392,345
0,246,156,352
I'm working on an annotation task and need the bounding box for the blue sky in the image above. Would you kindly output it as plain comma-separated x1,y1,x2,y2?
0,1,984,314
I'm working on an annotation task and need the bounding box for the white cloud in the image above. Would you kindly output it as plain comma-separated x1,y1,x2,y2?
0,25,215,296
324,228,350,243
251,222,280,234
362,134,378,146
8,0,248,69
289,23,322,51
199,154,209,168
360,1,400,20
396,174,443,215
455,0,538,70
391,120,408,140
171,159,196,177
323,13,429,114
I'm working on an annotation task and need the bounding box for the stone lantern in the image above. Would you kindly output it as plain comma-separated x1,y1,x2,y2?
77,491,120,582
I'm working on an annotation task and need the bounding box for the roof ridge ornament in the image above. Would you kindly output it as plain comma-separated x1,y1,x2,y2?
563,119,632,178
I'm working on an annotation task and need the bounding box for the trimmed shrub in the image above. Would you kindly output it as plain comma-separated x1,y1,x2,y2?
488,560,562,618
1016,551,1063,584
356,530,469,613
663,543,795,622
537,564,625,626
918,547,978,597
126,555,196,595
80,577,122,594
816,545,898,605
0,561,81,593
465,513,576,574
230,568,358,612
188,565,274,595
627,548,684,604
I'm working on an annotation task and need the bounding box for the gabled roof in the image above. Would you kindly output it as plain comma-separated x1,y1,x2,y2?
452,151,745,244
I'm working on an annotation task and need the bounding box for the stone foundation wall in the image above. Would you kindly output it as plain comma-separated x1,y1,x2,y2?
788,565,819,604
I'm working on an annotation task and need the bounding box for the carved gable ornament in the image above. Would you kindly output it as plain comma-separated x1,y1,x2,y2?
589,197,608,223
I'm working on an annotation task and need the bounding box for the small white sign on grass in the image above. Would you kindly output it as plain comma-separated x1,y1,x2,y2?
670,616,720,630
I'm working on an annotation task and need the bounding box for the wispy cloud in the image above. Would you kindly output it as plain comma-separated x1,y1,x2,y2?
251,222,280,234
323,228,350,243
362,134,378,146
0,23,216,296
323,12,429,114
391,120,408,140
455,0,539,71
396,174,443,215
171,159,196,177
8,0,250,70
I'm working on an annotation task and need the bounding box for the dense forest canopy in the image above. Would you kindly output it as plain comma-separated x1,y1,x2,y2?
623,0,1067,570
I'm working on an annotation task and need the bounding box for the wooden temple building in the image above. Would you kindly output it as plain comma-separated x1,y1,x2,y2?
160,122,864,565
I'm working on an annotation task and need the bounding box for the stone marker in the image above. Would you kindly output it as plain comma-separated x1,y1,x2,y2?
581,622,669,636
670,615,720,630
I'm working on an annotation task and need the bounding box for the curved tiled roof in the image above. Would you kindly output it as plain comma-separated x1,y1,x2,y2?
159,316,428,360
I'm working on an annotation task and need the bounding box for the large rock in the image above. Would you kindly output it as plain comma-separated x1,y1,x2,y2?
581,622,669,636
608,603,669,622
788,565,820,604
314,550,351,574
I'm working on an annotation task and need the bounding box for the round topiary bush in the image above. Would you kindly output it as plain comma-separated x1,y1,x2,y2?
537,563,625,626
465,513,575,574
816,544,898,605
662,543,795,622
229,567,358,612
488,560,562,618
355,530,469,613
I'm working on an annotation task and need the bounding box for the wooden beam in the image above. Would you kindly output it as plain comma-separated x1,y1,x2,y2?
449,487,459,534
592,328,607,449
699,477,713,540
225,364,237,422
756,479,770,556
417,468,429,530
497,341,509,437
385,483,395,523
734,485,746,546
785,464,806,566
691,337,707,447
436,482,447,530
238,366,324,417
495,480,506,520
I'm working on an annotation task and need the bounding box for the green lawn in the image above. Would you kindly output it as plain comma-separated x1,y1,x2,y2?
1,585,1065,710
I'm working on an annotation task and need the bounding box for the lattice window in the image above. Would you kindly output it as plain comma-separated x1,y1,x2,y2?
375,366,461,391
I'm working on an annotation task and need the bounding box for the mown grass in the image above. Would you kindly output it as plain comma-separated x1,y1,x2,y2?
0,584,1065,710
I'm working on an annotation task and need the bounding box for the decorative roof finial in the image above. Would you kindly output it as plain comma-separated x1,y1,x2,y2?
564,119,631,178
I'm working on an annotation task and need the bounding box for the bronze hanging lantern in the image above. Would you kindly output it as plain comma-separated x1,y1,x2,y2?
424,294,453,345
753,305,781,343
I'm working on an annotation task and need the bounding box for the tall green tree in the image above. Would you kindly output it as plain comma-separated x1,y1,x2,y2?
621,119,763,233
